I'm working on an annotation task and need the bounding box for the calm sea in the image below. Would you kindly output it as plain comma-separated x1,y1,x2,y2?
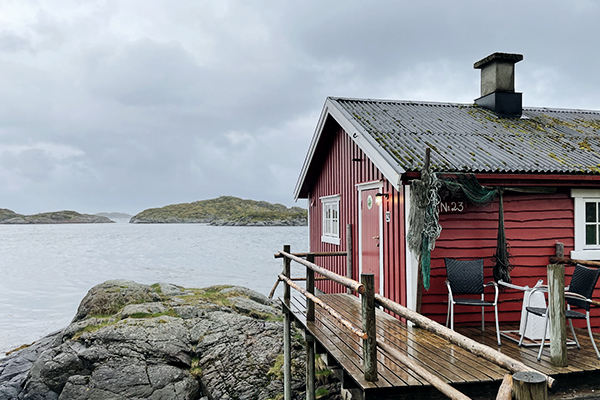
0,223,307,357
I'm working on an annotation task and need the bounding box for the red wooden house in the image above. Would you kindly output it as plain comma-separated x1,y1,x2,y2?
293,52,600,331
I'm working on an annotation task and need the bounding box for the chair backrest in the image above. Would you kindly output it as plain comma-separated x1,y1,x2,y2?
567,264,600,311
445,258,484,294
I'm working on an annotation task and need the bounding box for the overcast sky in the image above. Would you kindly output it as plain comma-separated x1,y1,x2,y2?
1,1,599,215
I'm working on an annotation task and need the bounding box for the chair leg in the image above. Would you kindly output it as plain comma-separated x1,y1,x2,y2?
586,313,600,359
568,318,581,349
518,309,530,347
494,304,501,346
446,296,450,328
537,313,549,361
481,294,485,333
481,308,485,333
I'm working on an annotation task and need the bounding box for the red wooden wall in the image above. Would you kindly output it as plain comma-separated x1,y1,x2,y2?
307,124,406,307
422,191,600,330
303,120,599,331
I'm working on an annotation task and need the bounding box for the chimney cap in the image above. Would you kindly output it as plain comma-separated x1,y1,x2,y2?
474,52,523,69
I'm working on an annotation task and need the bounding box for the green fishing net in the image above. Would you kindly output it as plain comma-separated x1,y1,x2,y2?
408,172,512,290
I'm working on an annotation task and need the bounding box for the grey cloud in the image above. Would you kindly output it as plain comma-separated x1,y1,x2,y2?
86,40,202,106
0,148,53,181
0,0,599,214
0,32,31,53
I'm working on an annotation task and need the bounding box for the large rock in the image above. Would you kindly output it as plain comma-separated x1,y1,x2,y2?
72,280,161,322
0,281,330,400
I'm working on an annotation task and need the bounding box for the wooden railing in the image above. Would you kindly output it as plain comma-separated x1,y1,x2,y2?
274,245,376,400
275,245,554,400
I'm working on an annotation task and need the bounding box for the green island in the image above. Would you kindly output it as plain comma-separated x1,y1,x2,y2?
0,209,113,224
129,196,307,226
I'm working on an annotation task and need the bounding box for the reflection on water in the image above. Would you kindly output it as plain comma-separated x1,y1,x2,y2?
0,224,307,356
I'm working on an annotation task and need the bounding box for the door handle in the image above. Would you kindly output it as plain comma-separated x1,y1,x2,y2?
373,236,379,239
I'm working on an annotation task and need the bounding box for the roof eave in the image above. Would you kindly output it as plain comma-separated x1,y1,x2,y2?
327,98,405,190
294,98,406,200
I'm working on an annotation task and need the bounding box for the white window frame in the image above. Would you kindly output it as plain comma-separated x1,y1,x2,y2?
320,194,341,245
571,189,600,259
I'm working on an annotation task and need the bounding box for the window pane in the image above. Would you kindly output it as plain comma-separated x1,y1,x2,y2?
326,220,331,235
333,220,338,235
586,224,597,245
586,202,597,223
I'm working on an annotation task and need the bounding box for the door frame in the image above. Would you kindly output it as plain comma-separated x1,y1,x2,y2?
356,180,384,295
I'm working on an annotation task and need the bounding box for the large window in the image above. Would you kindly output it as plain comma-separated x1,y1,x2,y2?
572,189,600,259
321,194,340,245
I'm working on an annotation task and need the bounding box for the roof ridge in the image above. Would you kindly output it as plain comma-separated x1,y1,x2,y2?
329,96,473,108
329,97,600,114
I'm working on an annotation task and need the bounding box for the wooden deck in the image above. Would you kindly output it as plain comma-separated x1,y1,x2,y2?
283,293,600,400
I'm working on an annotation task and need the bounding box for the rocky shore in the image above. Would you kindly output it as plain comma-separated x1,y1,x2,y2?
0,210,113,224
0,280,339,399
129,216,307,226
128,196,308,226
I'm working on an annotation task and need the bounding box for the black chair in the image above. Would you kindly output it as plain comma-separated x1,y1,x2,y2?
519,264,600,360
444,258,501,346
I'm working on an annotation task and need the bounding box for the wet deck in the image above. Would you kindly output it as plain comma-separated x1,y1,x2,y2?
283,293,600,400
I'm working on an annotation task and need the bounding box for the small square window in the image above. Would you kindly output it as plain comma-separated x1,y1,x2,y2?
321,195,341,245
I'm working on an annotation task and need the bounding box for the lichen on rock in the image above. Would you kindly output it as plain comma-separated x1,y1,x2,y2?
0,280,335,400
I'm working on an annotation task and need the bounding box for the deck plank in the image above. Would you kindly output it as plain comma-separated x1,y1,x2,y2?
324,293,503,383
288,296,384,389
291,295,420,387
282,292,600,398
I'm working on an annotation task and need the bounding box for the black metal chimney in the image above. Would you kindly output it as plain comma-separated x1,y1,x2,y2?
474,52,523,117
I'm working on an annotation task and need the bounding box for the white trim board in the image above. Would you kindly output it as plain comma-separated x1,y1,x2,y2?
356,181,385,295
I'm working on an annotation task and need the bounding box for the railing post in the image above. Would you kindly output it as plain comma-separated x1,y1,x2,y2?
548,262,567,367
305,253,315,400
306,333,315,400
361,273,378,381
512,371,548,400
283,245,292,400
284,245,291,304
306,254,315,322
347,224,353,294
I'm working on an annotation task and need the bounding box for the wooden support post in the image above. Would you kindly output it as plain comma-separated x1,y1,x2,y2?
347,224,353,294
306,254,315,322
556,242,564,259
282,245,292,400
283,245,291,305
512,371,548,400
283,309,291,400
306,333,315,400
548,263,567,367
361,273,378,381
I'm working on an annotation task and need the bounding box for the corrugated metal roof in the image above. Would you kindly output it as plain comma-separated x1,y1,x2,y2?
330,97,600,175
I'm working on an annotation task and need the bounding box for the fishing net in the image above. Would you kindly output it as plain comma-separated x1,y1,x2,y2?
407,168,442,290
408,172,513,290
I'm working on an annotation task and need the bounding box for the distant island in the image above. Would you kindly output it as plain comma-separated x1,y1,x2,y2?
129,196,307,226
0,209,113,224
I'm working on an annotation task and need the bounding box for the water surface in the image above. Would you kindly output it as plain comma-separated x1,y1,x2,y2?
0,223,307,356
